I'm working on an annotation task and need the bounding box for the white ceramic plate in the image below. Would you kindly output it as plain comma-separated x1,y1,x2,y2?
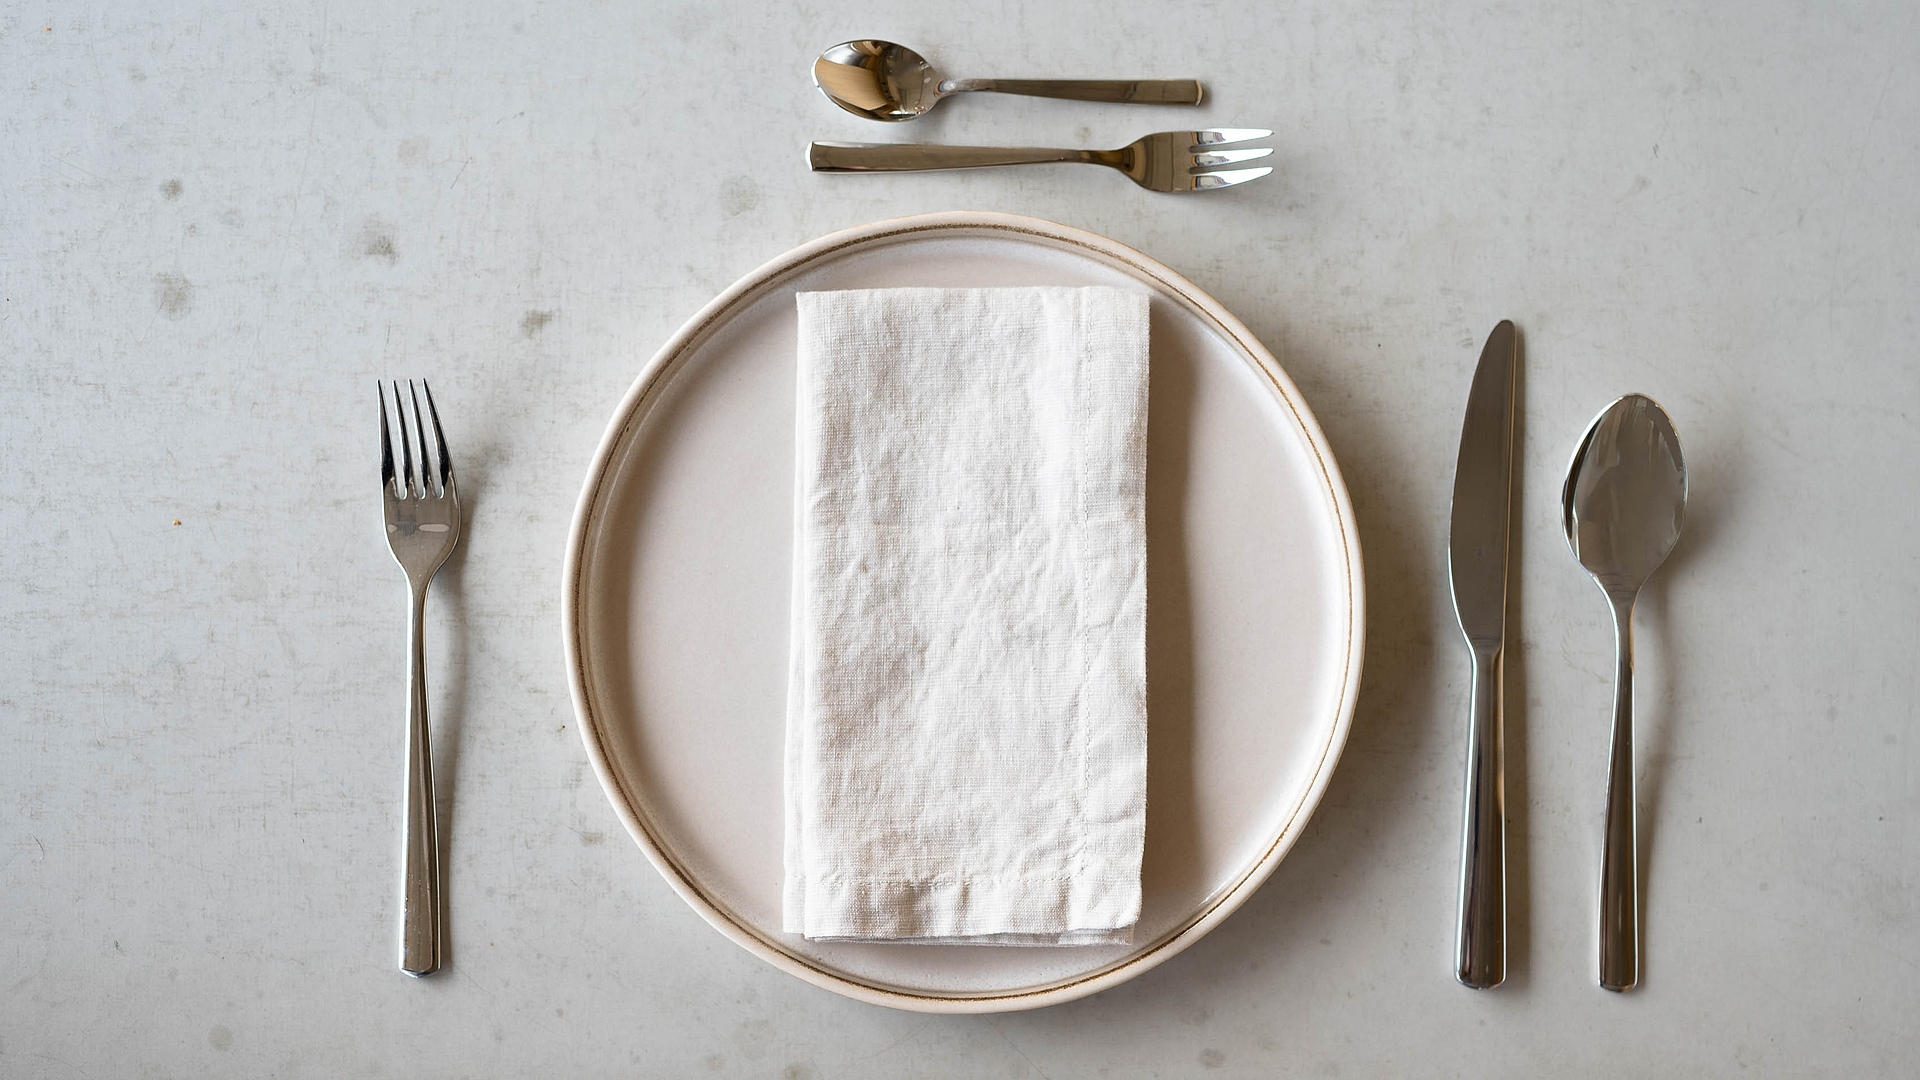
563,212,1364,1013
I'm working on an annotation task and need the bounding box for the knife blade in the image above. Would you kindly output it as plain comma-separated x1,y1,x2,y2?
1448,319,1516,989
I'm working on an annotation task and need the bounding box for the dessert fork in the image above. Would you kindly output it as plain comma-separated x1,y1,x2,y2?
379,380,461,977
808,128,1274,191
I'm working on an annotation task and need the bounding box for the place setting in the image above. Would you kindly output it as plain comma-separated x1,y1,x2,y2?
21,3,1920,1072
380,39,1687,1013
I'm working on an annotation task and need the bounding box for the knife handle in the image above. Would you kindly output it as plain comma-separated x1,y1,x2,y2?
1455,642,1507,988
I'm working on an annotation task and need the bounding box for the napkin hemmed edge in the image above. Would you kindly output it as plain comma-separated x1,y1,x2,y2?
796,928,1136,947
788,872,1143,945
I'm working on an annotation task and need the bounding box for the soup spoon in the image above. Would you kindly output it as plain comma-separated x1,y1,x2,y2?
813,39,1202,121
1562,393,1687,992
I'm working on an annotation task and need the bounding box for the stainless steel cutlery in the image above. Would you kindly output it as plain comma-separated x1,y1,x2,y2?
807,41,1267,191
812,39,1202,121
1443,326,1689,993
1447,321,1518,990
809,129,1273,192
378,380,462,978
1562,395,1687,992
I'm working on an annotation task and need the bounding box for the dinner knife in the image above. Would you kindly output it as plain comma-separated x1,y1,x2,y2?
1449,319,1517,989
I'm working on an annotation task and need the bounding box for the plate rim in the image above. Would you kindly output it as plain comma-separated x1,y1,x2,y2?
561,210,1366,1013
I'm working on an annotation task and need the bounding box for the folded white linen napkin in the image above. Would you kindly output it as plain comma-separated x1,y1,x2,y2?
784,286,1150,945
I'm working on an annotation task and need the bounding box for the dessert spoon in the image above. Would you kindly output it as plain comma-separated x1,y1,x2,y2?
1562,393,1687,992
813,39,1202,121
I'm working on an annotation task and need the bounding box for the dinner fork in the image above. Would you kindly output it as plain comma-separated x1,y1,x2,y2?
808,128,1274,192
379,380,461,977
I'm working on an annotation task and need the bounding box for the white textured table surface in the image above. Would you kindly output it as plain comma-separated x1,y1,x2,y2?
4,2,1916,1075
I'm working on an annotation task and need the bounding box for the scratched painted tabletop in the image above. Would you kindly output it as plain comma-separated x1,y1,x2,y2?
4,2,1917,1076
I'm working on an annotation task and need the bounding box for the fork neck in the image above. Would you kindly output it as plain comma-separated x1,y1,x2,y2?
403,573,435,606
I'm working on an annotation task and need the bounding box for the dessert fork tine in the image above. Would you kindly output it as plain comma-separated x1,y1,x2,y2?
379,380,461,977
808,128,1275,192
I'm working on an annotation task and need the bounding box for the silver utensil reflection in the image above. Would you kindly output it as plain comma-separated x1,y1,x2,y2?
379,380,462,978
1448,320,1518,990
809,129,1273,192
812,39,1202,121
1562,394,1687,993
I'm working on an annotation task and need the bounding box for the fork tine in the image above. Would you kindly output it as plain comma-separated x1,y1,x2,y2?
407,381,434,497
1193,147,1274,168
421,380,453,493
1190,166,1274,191
1193,128,1272,146
393,380,416,497
379,382,397,494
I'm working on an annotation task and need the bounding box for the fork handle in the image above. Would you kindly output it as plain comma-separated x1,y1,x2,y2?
400,583,441,977
809,142,1094,173
940,78,1202,105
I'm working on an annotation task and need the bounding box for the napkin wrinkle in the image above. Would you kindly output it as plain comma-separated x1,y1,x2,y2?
785,285,1149,945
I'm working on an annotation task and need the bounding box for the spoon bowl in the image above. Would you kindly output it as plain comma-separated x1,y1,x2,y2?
1564,394,1687,596
1562,393,1686,994
812,39,1203,121
813,40,939,122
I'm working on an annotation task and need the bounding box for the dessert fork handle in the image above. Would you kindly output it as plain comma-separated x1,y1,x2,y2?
809,142,1096,173
400,581,441,977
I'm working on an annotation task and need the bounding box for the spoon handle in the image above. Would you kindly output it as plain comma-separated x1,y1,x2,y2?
1455,642,1506,988
1600,594,1640,991
938,78,1203,105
